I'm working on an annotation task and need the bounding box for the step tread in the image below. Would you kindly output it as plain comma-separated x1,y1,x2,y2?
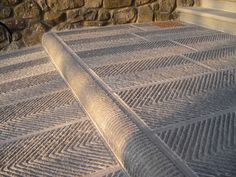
200,0,236,13
178,7,236,23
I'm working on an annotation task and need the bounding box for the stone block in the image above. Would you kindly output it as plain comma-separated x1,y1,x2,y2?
98,9,111,21
104,0,132,9
137,5,153,23
22,22,46,46
0,7,12,20
44,11,66,26
0,27,6,42
177,0,194,7
159,0,175,13
35,0,49,11
151,2,160,11
136,0,154,6
156,12,171,20
7,0,21,5
84,9,98,21
14,0,41,19
12,31,22,41
3,19,27,31
47,0,84,11
0,0,9,6
67,9,84,23
85,0,103,8
113,7,137,24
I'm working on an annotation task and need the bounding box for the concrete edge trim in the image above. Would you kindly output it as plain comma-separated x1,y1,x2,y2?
42,32,198,177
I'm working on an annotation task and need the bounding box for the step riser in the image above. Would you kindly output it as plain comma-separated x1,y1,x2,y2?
200,0,236,13
179,12,236,35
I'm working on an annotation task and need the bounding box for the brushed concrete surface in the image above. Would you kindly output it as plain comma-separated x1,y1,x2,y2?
59,23,236,177
0,45,127,177
1,23,236,177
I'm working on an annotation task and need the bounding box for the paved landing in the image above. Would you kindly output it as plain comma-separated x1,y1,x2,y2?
58,23,236,177
1,22,236,177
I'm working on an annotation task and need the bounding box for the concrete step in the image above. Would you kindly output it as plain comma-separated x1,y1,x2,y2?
200,0,236,13
1,23,236,177
43,31,195,177
44,23,236,177
177,7,236,35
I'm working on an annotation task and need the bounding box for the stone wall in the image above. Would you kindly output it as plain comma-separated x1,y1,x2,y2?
0,0,194,50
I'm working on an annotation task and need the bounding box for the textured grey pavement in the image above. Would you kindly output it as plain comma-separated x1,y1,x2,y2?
0,46,127,177
59,23,236,177
1,23,236,177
